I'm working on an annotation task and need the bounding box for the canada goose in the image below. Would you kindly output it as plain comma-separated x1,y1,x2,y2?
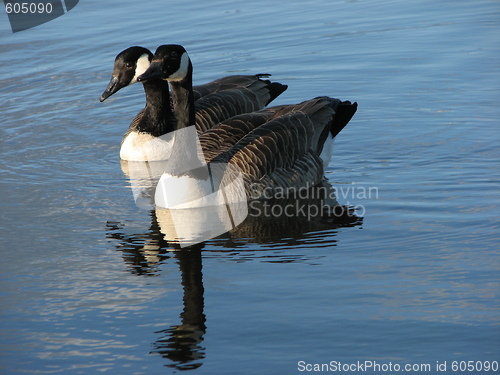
100,46,287,161
138,45,357,207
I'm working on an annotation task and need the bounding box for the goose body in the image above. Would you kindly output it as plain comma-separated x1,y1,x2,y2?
100,46,287,161
137,45,357,207
202,97,357,199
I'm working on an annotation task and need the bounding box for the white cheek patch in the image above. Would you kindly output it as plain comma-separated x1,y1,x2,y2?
168,52,190,82
130,53,151,84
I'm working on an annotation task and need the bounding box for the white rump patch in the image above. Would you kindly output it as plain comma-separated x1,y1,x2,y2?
320,135,336,167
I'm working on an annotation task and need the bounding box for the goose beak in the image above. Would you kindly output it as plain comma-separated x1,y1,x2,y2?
100,76,120,102
137,61,163,82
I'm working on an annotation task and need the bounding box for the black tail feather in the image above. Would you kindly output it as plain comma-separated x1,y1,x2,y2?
266,82,288,105
256,74,288,106
330,101,357,138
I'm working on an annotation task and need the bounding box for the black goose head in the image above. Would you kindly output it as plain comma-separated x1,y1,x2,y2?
100,46,153,102
137,44,192,83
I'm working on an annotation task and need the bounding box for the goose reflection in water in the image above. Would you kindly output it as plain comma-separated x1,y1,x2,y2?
106,219,207,370
105,160,361,370
152,247,206,371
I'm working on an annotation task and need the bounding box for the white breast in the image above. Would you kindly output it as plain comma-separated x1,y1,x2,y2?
153,162,248,247
120,131,174,161
154,162,247,209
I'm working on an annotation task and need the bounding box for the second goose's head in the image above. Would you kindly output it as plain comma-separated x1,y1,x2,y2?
100,46,153,102
137,44,192,83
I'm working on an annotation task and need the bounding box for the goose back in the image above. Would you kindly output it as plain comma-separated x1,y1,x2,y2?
194,76,283,133
199,97,357,163
192,74,285,103
203,97,358,199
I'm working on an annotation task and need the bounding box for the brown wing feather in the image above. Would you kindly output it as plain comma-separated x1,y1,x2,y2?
197,96,357,199
193,75,287,132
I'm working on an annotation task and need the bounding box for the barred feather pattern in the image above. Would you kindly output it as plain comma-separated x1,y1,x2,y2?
197,96,357,200
193,75,282,133
199,97,344,161
121,108,145,143
192,74,273,101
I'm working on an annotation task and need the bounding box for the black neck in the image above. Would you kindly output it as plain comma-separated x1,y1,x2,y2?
169,63,196,129
136,79,175,137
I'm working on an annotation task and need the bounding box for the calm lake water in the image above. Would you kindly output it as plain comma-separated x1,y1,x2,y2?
0,0,498,374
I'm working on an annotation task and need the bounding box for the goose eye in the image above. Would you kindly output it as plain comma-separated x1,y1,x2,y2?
126,62,133,68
